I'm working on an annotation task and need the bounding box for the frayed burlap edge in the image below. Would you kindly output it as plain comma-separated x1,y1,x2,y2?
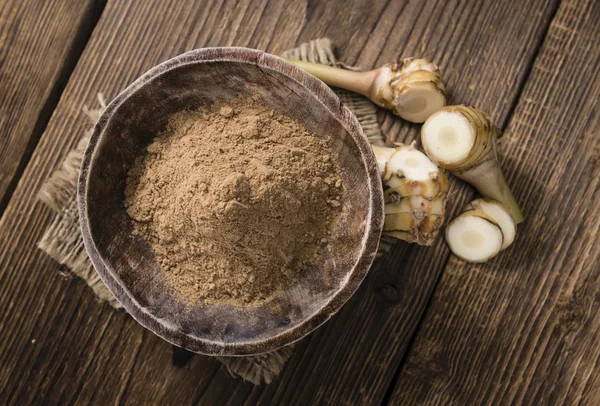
37,38,391,385
37,96,121,308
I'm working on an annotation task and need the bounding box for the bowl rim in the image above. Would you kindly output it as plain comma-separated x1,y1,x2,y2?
78,47,384,356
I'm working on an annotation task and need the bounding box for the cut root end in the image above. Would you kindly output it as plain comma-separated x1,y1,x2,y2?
393,82,446,123
421,105,524,223
446,211,503,263
467,198,516,249
446,198,517,263
421,109,475,164
373,58,447,123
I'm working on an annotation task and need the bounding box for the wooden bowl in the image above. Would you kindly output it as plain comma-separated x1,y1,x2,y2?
78,47,383,356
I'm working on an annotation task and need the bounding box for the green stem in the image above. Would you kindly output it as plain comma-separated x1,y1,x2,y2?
286,59,375,97
458,160,525,224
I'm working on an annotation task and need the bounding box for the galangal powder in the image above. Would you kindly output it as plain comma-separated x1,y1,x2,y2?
125,96,345,305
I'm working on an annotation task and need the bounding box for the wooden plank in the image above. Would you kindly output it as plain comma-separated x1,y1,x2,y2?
0,0,558,405
0,0,104,215
389,0,600,404
215,0,561,404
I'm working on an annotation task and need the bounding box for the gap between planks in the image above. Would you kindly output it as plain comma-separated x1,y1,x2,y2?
0,0,108,220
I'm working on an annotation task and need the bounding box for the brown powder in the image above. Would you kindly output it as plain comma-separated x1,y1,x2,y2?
124,96,344,305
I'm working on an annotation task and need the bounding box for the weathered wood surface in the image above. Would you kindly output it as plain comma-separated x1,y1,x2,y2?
0,0,104,214
1,0,598,404
390,0,600,404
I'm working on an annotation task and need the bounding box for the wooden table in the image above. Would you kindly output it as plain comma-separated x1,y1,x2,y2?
1,0,598,404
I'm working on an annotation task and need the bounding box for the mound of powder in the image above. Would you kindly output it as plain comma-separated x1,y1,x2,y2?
124,96,344,305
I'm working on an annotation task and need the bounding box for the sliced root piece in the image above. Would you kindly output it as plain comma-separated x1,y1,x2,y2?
421,105,524,223
445,209,503,263
372,142,449,246
466,198,516,249
421,108,476,165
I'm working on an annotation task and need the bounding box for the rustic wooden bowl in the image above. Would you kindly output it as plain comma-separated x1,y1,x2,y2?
78,47,384,356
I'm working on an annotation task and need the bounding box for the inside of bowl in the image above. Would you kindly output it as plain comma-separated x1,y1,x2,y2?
85,59,374,352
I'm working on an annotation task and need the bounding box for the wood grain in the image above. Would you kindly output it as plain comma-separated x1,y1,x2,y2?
390,0,600,404
0,0,574,404
214,0,561,404
0,0,104,215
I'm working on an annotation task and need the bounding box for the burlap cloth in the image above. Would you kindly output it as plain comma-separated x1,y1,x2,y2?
37,38,394,385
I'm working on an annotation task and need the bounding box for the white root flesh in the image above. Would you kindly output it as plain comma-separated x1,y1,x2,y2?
287,58,446,123
421,105,524,223
372,143,449,245
445,209,503,263
374,59,446,123
466,198,516,250
446,198,517,263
